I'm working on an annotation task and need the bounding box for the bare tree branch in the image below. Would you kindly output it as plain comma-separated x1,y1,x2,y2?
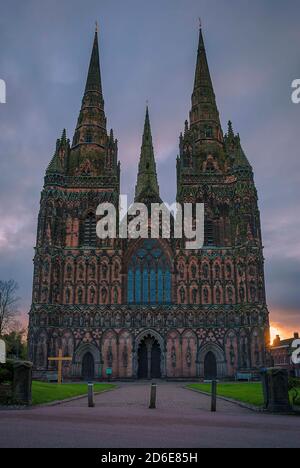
0,280,20,336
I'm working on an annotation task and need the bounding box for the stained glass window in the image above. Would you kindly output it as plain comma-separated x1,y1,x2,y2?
127,240,171,304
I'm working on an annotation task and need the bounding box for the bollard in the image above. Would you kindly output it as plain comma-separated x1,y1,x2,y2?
149,382,157,409
88,382,95,408
211,380,217,412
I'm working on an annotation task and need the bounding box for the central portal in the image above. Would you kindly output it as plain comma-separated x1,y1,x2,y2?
138,337,161,379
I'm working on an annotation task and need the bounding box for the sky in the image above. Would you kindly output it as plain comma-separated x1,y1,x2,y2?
0,0,299,340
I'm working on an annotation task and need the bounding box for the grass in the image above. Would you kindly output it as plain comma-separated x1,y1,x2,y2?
31,381,116,405
188,382,265,407
188,382,300,408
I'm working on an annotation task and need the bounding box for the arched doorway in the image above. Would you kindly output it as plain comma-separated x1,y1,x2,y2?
151,342,161,378
204,351,217,380
138,337,161,379
138,342,148,379
82,352,95,381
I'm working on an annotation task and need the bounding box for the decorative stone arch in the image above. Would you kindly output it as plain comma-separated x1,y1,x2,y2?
166,329,181,378
181,329,198,378
35,329,48,369
118,330,133,378
73,342,101,380
224,329,238,377
198,342,227,379
133,329,166,379
101,329,118,378
250,327,264,368
124,237,174,272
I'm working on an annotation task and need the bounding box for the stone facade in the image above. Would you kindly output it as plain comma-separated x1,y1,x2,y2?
28,27,270,380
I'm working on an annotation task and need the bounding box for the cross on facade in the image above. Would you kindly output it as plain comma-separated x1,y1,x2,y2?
48,349,72,384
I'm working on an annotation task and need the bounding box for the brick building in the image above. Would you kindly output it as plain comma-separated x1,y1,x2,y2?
271,333,300,377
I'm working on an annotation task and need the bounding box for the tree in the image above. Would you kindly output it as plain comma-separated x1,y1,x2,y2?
3,328,27,360
0,280,20,336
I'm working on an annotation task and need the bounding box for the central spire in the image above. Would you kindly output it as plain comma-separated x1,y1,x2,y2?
135,107,160,203
189,26,223,143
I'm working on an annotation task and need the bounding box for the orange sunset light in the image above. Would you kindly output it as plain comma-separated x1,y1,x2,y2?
270,325,282,343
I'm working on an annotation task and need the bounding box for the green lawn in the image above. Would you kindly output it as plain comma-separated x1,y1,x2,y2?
188,382,300,407
187,382,265,407
32,381,116,405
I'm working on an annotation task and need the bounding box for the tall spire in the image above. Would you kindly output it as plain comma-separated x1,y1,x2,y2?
190,25,223,143
135,107,160,202
84,26,103,96
71,25,107,150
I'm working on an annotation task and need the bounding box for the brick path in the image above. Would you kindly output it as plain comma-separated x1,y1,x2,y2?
0,382,299,448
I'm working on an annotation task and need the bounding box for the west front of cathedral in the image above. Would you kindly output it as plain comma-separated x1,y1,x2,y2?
28,26,270,381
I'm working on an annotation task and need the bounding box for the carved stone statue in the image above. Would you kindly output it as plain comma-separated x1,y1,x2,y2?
171,345,177,368
186,345,192,368
216,287,221,303
107,342,113,368
101,288,107,303
180,287,186,304
90,287,95,303
203,263,209,279
203,287,209,303
78,288,83,304
192,288,197,304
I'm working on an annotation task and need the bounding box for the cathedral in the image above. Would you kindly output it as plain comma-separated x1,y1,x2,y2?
28,26,270,381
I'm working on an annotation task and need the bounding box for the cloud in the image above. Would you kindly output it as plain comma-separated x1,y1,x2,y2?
270,306,300,339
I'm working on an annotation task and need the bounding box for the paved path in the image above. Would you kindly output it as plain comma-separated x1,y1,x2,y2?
0,382,300,448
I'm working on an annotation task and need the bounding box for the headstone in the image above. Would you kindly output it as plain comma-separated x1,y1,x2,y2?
0,339,6,364
261,368,291,413
12,361,33,405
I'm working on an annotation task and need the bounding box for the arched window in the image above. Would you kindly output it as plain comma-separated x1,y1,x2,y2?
127,240,171,305
82,213,96,246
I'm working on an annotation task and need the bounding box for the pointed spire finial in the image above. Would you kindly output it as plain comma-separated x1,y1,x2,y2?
228,120,234,137
95,21,99,34
199,17,202,30
189,23,223,142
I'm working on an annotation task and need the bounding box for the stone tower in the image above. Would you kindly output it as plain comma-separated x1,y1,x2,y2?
28,26,270,381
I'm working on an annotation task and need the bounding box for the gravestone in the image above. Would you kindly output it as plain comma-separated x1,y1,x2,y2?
12,361,33,405
261,368,291,413
0,339,6,364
